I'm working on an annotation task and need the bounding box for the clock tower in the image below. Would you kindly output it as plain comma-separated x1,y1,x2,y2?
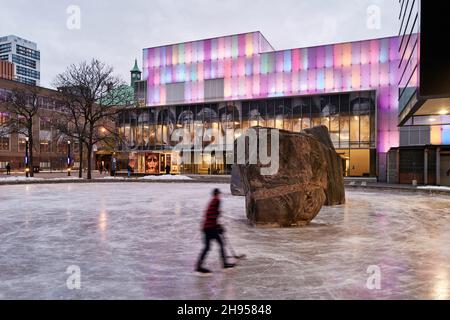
130,59,142,86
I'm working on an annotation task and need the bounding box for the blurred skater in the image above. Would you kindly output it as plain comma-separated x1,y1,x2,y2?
196,189,235,275
6,163,11,175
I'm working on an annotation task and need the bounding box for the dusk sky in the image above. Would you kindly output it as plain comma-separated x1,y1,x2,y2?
0,0,400,88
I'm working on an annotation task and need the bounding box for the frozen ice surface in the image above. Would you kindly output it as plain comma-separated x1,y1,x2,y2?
0,183,449,300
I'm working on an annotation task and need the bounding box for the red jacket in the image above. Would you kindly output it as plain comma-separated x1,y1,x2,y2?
203,196,221,231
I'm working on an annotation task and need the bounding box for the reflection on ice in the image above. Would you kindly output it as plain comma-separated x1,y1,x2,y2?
0,183,449,300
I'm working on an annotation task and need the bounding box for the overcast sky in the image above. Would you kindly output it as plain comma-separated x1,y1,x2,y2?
0,0,400,88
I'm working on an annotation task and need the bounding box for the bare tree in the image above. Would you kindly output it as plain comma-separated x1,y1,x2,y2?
53,59,134,179
1,86,45,177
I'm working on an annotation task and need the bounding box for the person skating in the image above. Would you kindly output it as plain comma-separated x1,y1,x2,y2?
6,163,11,175
196,189,235,275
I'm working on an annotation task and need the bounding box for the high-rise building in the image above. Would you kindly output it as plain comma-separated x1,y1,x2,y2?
0,35,41,86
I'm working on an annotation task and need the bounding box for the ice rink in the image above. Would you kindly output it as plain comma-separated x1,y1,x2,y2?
0,183,449,300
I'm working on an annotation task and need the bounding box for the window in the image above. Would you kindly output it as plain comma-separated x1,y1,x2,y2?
0,136,10,151
12,54,36,69
0,43,11,54
16,66,40,80
16,45,40,60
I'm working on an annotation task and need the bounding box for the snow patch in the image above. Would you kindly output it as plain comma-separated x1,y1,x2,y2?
418,186,450,192
0,176,43,182
139,175,193,181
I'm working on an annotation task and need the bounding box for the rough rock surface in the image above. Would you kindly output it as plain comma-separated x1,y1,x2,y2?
303,126,346,206
236,126,345,227
230,165,245,196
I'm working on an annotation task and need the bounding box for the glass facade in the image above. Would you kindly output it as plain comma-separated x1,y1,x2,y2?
118,91,376,176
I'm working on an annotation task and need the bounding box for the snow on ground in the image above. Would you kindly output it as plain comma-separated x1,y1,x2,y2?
0,183,449,300
418,186,450,192
0,176,43,182
139,175,193,181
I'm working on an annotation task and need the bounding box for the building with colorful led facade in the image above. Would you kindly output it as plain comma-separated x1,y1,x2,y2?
118,32,416,180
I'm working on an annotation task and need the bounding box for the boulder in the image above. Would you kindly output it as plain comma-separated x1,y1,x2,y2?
230,165,245,196
235,126,345,227
303,126,346,206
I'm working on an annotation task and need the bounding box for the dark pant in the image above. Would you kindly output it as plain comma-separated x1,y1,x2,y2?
197,229,227,268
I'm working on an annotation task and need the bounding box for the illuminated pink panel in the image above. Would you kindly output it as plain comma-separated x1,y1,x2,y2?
252,74,260,96
218,37,225,60
238,34,246,57
379,62,389,86
231,58,238,77
276,52,284,73
333,67,342,90
245,75,253,98
299,70,308,93
284,72,292,94
389,37,399,61
360,41,370,65
333,44,343,67
351,42,361,65
238,77,246,97
166,46,172,66
389,61,397,86
172,45,178,65
360,64,371,88
252,54,260,75
292,49,300,72
245,33,253,56
291,71,299,93
154,68,160,85
203,60,211,80
204,39,211,61
370,62,379,87
351,64,361,89
224,59,231,78
316,46,325,69
308,69,316,92
197,62,204,81
342,43,352,67
268,73,276,95
370,40,380,64
238,56,245,77
185,42,192,64
160,85,166,105
276,72,283,93
342,66,352,91
231,77,239,98
224,78,231,98
325,68,334,91
217,59,224,78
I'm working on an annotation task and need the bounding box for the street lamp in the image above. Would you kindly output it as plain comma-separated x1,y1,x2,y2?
25,137,29,178
67,141,72,176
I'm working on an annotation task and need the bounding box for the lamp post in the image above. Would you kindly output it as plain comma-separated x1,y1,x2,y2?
67,141,72,176
25,137,29,178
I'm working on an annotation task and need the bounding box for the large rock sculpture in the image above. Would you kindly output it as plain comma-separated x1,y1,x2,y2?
303,126,346,206
230,165,245,196
234,126,345,227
